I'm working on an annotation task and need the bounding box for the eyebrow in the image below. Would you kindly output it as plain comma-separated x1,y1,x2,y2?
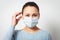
25,13,38,15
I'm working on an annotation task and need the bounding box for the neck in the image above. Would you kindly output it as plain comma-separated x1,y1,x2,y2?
23,26,40,33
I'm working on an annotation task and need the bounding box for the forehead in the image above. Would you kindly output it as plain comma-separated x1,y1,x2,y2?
23,6,39,14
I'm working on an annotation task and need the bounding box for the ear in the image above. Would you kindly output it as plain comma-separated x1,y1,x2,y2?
22,14,25,20
22,15,24,20
38,13,40,19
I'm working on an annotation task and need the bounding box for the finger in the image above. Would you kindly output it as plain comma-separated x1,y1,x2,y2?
13,12,22,19
17,16,22,20
16,16,22,22
16,15,22,19
16,12,22,19
16,12,22,16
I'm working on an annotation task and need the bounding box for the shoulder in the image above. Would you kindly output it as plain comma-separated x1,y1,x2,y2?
38,29,51,37
39,29,52,40
11,30,22,40
13,30,22,35
39,29,50,35
13,30,22,36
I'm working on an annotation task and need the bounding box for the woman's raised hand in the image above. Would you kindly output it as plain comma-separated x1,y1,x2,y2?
12,12,22,27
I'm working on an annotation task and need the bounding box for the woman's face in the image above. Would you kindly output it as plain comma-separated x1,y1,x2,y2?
22,6,40,19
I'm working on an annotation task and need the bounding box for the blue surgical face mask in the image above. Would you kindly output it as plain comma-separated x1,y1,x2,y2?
23,17,38,28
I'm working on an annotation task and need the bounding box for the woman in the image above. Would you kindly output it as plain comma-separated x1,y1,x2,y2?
5,2,52,40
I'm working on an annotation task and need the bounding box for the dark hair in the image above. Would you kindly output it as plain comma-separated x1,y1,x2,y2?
22,2,39,14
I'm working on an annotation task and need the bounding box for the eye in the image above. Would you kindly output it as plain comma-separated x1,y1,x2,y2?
25,14,30,17
33,14,38,17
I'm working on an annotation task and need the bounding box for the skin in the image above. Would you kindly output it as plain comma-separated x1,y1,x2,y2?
12,6,40,33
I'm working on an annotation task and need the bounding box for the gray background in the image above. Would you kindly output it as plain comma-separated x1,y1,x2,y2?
0,0,60,40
